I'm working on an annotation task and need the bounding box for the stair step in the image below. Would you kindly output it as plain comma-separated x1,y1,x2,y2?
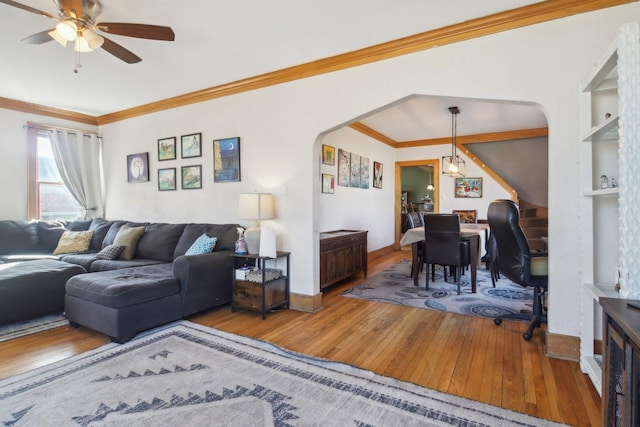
520,208,538,218
524,227,548,238
528,238,547,252
520,217,548,227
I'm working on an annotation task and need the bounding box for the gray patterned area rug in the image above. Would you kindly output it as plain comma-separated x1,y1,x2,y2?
0,314,68,343
0,321,563,426
341,259,534,319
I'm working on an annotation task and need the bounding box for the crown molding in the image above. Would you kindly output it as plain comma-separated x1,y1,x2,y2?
1,0,634,125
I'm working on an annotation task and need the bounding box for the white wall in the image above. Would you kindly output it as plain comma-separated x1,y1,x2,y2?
0,109,97,219
2,4,638,339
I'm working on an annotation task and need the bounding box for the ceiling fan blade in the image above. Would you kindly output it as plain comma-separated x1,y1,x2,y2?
101,37,142,64
0,0,54,18
21,30,55,44
97,23,175,41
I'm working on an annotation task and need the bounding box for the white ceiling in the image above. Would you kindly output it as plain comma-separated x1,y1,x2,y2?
0,0,549,137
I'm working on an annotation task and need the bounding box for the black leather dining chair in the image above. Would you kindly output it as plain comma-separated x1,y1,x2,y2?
423,214,470,295
487,199,548,340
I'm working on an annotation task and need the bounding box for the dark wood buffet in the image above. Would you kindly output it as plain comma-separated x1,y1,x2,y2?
319,230,367,290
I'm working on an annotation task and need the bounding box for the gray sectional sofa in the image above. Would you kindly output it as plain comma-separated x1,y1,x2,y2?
0,219,240,342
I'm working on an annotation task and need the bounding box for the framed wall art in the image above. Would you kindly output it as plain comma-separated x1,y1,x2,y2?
181,133,202,158
373,161,383,189
322,174,335,194
158,137,176,161
158,168,176,191
454,177,483,198
181,165,202,189
213,137,241,182
127,152,149,183
322,144,335,165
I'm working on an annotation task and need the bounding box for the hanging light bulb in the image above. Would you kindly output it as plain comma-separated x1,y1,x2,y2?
441,106,466,178
56,20,78,41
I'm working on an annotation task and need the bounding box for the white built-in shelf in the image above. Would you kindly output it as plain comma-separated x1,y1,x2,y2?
583,282,620,300
582,114,619,142
581,41,618,92
582,187,620,197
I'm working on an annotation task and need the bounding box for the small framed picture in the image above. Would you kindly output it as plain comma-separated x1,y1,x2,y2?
127,152,149,183
182,165,202,189
158,168,176,191
455,177,483,198
322,144,335,165
373,161,383,189
181,133,202,158
157,137,176,161
213,137,241,182
322,174,335,194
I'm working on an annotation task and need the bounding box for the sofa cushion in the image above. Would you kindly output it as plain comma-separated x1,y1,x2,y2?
135,223,186,262
88,218,114,250
37,221,68,252
113,225,145,260
65,219,93,231
53,230,94,255
185,233,217,256
95,245,125,260
174,224,239,258
60,253,98,271
90,258,165,272
65,264,179,309
0,220,39,255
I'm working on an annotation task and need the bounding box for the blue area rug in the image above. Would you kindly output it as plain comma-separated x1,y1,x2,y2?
340,259,533,319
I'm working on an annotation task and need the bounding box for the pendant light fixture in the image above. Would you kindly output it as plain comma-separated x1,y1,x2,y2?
442,106,465,178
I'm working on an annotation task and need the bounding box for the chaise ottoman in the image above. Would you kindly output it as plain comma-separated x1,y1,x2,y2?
0,259,86,325
64,264,183,343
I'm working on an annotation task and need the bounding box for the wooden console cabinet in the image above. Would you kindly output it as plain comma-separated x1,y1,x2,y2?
600,298,640,427
319,230,367,289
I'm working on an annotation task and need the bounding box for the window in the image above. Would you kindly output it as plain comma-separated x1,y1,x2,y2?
27,128,83,220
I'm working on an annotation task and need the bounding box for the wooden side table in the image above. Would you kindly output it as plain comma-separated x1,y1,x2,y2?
231,251,290,319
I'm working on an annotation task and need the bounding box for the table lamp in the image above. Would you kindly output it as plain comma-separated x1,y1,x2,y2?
237,193,275,254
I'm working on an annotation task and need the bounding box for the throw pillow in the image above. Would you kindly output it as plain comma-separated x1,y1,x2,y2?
185,233,217,256
95,244,125,260
113,225,146,260
53,230,94,255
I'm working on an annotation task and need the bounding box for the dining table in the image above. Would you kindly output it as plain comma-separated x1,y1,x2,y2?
400,223,489,292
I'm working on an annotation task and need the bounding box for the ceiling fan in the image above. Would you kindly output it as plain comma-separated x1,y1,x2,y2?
0,0,175,65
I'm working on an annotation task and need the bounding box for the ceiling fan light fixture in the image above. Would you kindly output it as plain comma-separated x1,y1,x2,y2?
74,35,92,52
55,20,77,41
83,28,104,49
48,29,68,47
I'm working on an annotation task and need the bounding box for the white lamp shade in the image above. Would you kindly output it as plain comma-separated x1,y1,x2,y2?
237,193,275,220
56,20,77,41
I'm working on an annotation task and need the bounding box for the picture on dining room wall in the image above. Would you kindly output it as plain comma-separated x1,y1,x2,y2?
322,144,335,165
181,133,202,158
337,148,350,187
158,168,176,191
127,152,149,183
455,177,483,198
213,137,241,182
373,161,383,188
157,137,176,161
322,174,335,194
181,165,202,189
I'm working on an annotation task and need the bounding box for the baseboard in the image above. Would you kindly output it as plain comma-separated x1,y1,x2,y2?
368,244,394,261
544,330,580,362
290,292,323,312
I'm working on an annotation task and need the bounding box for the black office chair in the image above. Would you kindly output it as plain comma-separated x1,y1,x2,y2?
423,214,470,295
487,199,548,340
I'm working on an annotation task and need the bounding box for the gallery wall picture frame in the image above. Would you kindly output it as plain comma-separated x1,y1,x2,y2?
213,136,241,182
158,137,176,161
454,177,483,198
181,165,202,189
322,174,335,194
127,152,149,183
373,161,383,189
322,144,335,165
181,133,202,158
158,168,176,191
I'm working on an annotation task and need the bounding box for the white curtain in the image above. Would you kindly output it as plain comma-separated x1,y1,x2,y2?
50,129,105,219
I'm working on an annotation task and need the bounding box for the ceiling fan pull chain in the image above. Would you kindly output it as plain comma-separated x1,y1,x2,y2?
74,48,82,73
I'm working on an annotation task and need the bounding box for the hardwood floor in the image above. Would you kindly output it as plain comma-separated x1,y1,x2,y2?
0,250,601,426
